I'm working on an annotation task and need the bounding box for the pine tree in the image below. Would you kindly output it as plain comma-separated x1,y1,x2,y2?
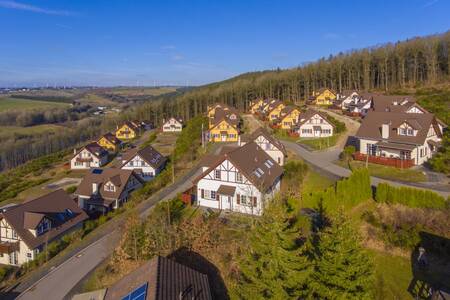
236,198,312,299
311,212,374,299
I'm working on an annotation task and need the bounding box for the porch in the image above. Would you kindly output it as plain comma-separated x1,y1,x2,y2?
353,152,415,169
0,241,20,254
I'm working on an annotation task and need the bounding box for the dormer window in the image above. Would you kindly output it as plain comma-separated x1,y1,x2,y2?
407,129,414,136
400,128,407,135
105,183,116,192
37,220,49,235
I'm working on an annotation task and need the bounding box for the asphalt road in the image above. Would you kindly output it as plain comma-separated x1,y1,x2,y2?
283,140,450,198
13,162,204,300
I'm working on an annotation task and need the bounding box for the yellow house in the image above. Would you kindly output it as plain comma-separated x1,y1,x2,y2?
311,88,336,106
115,121,139,140
267,102,286,122
279,107,301,130
98,132,122,152
249,98,264,114
207,103,232,119
209,118,239,142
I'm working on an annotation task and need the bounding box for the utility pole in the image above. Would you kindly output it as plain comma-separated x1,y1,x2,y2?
172,151,175,184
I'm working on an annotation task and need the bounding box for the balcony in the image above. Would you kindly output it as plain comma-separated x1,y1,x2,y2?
353,152,415,169
0,241,20,254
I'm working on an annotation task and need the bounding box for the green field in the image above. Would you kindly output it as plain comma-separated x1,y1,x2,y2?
0,97,69,112
0,124,67,140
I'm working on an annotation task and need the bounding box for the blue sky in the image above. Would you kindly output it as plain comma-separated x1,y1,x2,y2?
0,0,449,87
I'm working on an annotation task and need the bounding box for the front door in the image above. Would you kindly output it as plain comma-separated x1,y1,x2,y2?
314,129,321,137
221,134,227,142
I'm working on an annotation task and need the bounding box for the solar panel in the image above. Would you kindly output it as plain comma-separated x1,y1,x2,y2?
92,169,103,174
122,282,148,300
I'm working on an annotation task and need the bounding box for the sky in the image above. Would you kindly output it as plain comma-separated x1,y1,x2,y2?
0,0,449,87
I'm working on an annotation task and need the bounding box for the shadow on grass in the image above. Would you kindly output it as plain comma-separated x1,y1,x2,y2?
407,231,450,299
169,247,229,300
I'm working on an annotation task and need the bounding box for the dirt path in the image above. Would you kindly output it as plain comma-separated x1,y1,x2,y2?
242,114,265,133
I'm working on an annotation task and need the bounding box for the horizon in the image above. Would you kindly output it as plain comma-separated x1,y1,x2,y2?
1,0,450,88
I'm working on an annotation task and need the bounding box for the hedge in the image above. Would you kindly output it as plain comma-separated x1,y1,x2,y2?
375,183,448,209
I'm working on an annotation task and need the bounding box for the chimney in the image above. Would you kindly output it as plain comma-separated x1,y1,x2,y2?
73,148,77,155
92,183,98,195
381,123,389,139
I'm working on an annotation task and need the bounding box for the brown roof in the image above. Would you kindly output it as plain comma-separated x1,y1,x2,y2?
0,189,88,249
355,111,439,145
265,100,284,114
247,127,287,155
100,132,121,145
194,142,283,192
297,109,334,128
104,256,212,300
75,168,142,201
123,120,139,131
75,142,108,159
360,93,422,113
210,106,240,128
122,145,167,169
217,185,236,196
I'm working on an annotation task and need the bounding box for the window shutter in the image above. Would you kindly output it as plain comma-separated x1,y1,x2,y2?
216,193,219,201
236,194,240,204
201,189,204,198
253,197,257,206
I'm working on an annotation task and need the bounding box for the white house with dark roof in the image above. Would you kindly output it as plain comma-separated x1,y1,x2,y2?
194,142,283,216
70,142,109,170
0,190,88,266
162,118,183,132
355,111,444,166
121,145,167,181
239,127,287,166
294,110,334,138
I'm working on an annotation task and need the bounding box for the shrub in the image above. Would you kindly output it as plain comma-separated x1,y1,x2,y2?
375,183,447,209
65,185,77,194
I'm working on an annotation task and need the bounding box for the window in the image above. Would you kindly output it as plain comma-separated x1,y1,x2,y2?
211,191,216,200
407,129,414,136
253,168,264,177
129,161,134,167
264,160,274,168
105,183,115,192
240,195,247,205
27,253,32,259
400,128,407,135
215,169,221,179
141,161,145,167
12,230,17,239
236,172,243,183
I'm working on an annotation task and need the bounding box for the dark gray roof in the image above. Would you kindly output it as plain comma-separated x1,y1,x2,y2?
104,256,212,300
122,145,167,169
247,127,287,155
0,189,88,249
217,185,236,196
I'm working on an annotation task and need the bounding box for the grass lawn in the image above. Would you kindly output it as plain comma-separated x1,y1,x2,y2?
300,170,334,208
370,250,413,300
0,97,69,112
298,134,340,150
0,124,67,140
336,159,427,183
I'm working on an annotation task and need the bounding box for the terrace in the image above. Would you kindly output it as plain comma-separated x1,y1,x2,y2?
353,152,415,169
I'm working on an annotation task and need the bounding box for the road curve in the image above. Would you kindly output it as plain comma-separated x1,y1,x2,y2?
283,140,450,198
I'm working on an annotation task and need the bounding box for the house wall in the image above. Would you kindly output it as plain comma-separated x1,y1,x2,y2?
268,105,285,121
121,154,163,181
162,119,182,132
209,121,239,142
297,114,333,138
254,135,285,166
196,159,281,216
70,149,107,170
116,125,137,139
98,137,118,152
280,110,300,130
314,89,336,105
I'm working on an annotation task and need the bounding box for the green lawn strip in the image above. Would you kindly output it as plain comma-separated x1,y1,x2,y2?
0,97,69,111
297,134,340,150
369,250,413,300
336,160,427,183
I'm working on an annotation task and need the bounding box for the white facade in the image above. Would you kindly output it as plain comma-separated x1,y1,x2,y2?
248,135,285,166
196,159,281,216
0,218,82,266
297,114,334,138
70,148,108,170
121,154,165,181
162,118,183,132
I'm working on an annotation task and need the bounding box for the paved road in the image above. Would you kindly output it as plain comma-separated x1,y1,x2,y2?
283,140,450,198
14,160,205,300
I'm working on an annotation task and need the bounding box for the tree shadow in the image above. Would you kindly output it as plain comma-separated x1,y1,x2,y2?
168,247,230,300
407,231,450,299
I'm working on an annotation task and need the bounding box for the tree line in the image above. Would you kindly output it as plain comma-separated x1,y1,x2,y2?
133,31,450,123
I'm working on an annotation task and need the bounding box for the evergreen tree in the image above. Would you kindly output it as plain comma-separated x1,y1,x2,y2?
236,198,312,299
311,212,374,299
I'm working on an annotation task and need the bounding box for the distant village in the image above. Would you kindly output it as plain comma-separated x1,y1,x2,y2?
0,87,446,299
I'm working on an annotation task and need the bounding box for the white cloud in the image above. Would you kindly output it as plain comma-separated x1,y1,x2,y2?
0,0,74,16
171,54,184,61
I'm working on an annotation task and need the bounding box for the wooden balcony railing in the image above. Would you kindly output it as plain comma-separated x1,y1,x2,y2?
353,152,415,169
